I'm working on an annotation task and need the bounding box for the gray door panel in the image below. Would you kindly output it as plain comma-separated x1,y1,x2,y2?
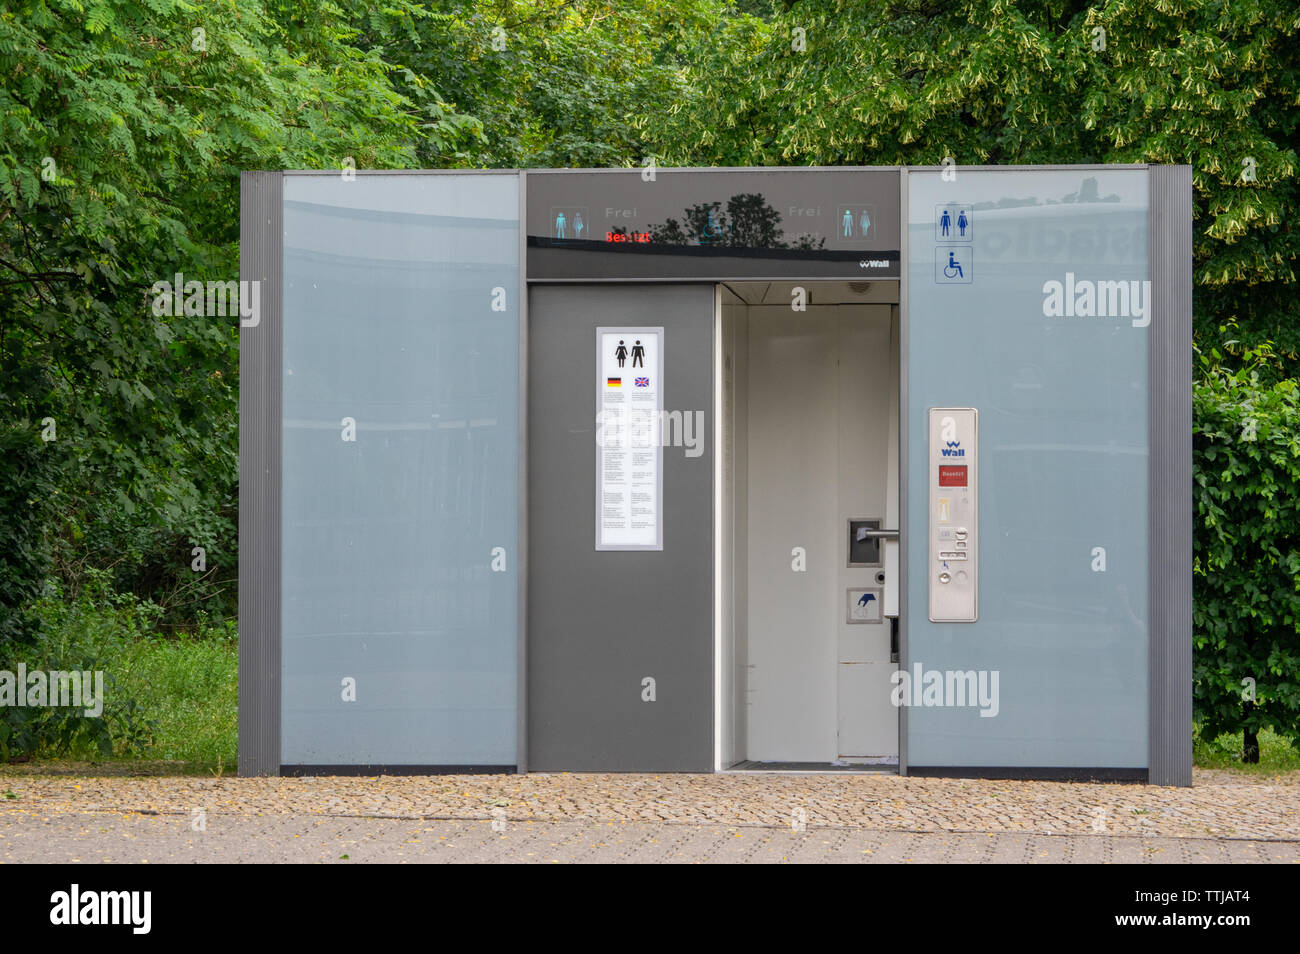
528,283,714,771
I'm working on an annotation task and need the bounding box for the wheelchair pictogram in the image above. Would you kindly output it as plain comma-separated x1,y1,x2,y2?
935,246,973,284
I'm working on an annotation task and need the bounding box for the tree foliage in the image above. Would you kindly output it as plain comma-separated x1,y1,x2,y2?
635,0,1300,753
1193,342,1300,757
639,0,1300,359
2,0,1298,759
359,0,721,169
0,0,446,635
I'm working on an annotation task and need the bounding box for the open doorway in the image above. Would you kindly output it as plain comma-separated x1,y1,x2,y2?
718,281,901,772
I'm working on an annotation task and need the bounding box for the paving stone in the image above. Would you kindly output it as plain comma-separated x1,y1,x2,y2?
1,767,1298,862
3,811,1298,863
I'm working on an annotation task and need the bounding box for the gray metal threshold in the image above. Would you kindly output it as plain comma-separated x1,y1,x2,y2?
724,760,899,775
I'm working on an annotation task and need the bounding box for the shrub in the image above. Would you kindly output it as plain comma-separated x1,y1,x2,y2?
0,573,157,761
1193,342,1300,761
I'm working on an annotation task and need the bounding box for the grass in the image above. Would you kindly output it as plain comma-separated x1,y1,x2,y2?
1193,725,1300,773
115,630,237,770
3,589,237,774
6,588,1300,779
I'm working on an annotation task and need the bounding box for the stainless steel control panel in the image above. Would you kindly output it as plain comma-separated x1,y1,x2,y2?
928,407,978,622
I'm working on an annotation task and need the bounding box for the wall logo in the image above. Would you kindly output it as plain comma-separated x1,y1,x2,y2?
940,440,965,458
1041,272,1150,328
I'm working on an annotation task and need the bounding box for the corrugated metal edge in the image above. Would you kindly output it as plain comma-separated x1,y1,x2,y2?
897,167,910,776
1148,165,1194,787
517,172,529,773
238,171,283,776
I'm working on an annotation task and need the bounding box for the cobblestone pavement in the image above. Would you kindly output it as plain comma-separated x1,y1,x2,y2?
3,767,1298,837
1,767,1297,862
2,811,1298,863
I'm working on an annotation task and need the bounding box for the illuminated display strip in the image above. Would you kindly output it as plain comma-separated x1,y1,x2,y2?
526,168,901,280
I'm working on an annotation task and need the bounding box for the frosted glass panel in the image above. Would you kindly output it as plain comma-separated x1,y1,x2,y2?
281,174,519,765
907,169,1149,768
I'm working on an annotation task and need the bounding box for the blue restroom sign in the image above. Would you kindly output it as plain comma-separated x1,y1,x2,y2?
934,203,973,242
935,246,973,284
550,206,590,241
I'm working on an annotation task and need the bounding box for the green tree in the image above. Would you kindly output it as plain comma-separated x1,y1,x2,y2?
639,0,1300,754
0,0,452,638
359,0,723,169
1193,343,1300,760
641,0,1300,358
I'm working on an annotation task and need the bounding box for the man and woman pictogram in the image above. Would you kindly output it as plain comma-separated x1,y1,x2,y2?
614,339,646,368
838,206,873,238
553,209,585,239
939,207,969,238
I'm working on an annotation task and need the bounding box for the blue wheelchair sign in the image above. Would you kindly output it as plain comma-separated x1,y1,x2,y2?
934,246,973,284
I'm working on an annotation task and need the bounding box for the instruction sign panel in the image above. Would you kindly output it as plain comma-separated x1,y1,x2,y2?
928,407,978,622
596,327,664,550
847,587,884,624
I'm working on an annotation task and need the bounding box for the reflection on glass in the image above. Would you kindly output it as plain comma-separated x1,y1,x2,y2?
907,169,1150,769
281,174,519,767
613,193,827,249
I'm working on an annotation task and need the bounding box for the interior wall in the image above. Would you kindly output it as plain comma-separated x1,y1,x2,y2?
719,294,731,769
731,300,895,763
745,305,839,760
719,289,749,766
734,308,750,761
834,307,897,759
